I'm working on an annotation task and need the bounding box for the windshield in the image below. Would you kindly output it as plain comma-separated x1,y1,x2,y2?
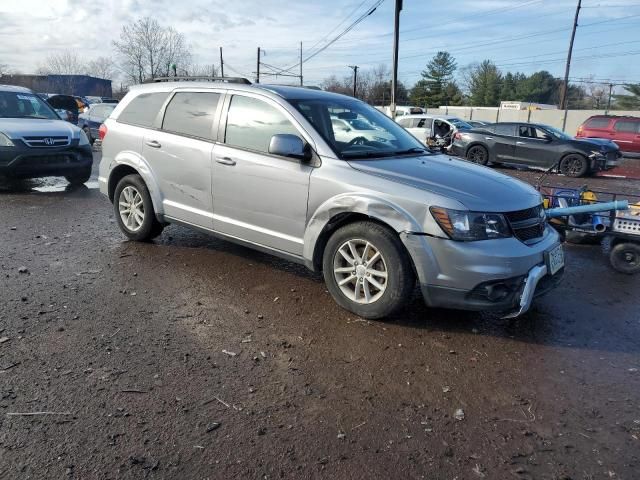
290,97,427,159
0,91,59,120
543,125,572,140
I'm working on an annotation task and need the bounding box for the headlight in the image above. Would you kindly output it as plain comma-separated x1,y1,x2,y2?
430,207,512,241
589,150,605,157
78,129,90,146
0,132,15,147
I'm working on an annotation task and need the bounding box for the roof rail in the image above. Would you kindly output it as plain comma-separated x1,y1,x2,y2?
145,76,252,85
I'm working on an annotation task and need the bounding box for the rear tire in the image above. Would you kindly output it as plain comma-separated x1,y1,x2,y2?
322,221,415,319
609,242,640,274
113,174,164,241
466,145,489,165
559,154,589,177
65,167,91,185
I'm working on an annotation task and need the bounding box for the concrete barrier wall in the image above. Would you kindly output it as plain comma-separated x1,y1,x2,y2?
424,107,640,135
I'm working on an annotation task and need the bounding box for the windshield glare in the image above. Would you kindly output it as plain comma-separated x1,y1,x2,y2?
450,118,472,129
0,91,59,120
291,97,427,159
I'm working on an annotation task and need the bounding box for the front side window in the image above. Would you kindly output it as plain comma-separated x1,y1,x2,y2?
225,95,299,153
519,125,548,139
118,92,170,127
290,96,426,159
162,92,221,140
0,91,58,120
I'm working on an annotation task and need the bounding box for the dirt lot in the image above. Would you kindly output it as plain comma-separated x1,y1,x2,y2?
1,153,639,479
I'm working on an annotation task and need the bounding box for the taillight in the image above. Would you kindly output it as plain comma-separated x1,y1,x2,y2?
454,132,462,140
576,126,583,137
98,124,108,141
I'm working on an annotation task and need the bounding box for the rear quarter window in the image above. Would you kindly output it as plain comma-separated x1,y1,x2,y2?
162,92,221,140
118,92,170,127
585,118,611,129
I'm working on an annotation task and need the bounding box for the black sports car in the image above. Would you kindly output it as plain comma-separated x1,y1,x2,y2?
450,122,622,177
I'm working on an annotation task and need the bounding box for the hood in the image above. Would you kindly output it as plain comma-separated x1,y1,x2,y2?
0,118,79,140
570,137,619,151
348,154,541,212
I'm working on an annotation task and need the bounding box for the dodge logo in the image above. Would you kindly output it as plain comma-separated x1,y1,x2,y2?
43,137,55,145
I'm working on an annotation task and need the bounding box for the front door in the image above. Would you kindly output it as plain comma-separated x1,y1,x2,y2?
407,118,432,143
212,93,314,256
142,90,222,228
513,124,557,168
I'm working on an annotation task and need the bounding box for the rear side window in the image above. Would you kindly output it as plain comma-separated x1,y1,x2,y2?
585,117,611,129
614,120,639,133
224,95,299,154
495,124,515,136
162,92,221,140
118,92,169,127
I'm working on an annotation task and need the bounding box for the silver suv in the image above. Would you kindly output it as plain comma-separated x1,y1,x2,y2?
99,78,564,319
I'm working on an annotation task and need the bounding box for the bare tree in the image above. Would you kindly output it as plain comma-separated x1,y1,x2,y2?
113,17,192,83
0,63,10,76
38,51,85,75
86,57,116,80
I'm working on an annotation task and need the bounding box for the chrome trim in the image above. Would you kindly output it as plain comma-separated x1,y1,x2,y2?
502,264,547,318
22,136,70,148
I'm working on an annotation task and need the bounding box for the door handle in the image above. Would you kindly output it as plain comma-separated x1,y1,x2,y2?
485,136,493,140
145,140,161,148
516,141,526,145
216,157,236,166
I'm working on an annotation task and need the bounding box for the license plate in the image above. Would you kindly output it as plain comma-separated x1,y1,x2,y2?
545,244,565,276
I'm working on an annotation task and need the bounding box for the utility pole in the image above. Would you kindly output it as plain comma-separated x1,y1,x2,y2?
560,0,581,129
299,42,303,86
606,83,613,113
256,47,261,83
348,65,359,98
219,47,224,78
391,0,403,119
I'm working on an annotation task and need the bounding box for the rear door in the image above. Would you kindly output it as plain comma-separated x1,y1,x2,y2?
407,117,432,142
612,119,640,153
141,90,223,229
487,123,516,161
211,93,314,255
513,125,557,167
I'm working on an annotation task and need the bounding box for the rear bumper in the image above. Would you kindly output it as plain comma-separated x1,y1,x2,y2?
0,143,92,178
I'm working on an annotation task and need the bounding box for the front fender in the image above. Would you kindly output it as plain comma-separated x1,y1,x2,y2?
303,193,423,263
109,151,164,216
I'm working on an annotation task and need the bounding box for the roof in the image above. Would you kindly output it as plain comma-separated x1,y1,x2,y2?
0,84,34,93
400,114,462,120
127,80,356,102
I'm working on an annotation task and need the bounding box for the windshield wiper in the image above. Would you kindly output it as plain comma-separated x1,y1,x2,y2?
342,151,399,159
392,147,428,155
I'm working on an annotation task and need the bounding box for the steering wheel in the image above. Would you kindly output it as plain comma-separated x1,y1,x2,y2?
348,136,368,146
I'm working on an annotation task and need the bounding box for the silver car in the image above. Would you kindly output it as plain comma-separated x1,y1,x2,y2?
99,79,564,319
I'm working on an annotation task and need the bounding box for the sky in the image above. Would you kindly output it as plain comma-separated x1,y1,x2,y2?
1,0,639,91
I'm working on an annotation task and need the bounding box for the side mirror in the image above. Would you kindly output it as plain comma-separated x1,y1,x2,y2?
268,134,311,161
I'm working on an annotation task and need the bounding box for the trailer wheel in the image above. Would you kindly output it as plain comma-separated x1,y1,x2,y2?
609,242,640,274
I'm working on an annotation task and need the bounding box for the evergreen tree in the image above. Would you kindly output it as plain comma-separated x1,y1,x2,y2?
410,51,458,107
468,60,502,106
614,84,640,109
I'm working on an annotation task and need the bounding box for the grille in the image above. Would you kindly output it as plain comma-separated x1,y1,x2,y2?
607,151,620,162
505,206,542,223
505,205,545,244
22,136,70,147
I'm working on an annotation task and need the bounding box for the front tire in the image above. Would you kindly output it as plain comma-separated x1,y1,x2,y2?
466,145,489,165
322,222,415,319
65,167,91,185
113,174,164,241
559,154,589,177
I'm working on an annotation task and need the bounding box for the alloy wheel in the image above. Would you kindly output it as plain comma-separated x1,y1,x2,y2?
118,185,145,232
333,239,388,304
468,146,486,164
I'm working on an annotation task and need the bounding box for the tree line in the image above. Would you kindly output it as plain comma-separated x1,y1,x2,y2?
322,51,640,110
